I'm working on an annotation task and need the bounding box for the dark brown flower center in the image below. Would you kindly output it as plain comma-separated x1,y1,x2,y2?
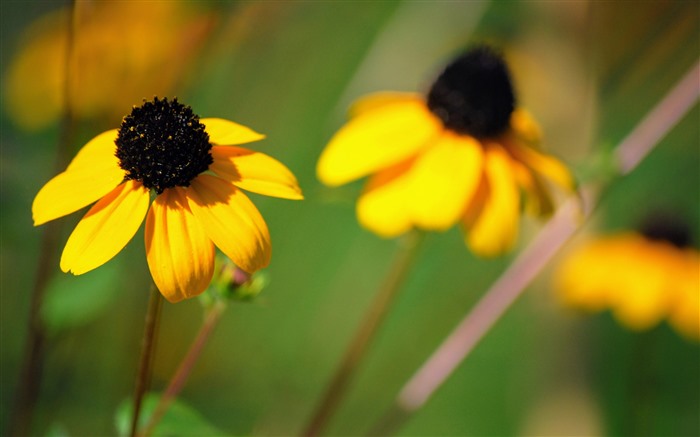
640,213,693,248
115,97,213,194
427,46,515,138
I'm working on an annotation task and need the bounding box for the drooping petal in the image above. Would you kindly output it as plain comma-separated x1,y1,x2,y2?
509,108,542,146
409,132,483,230
511,159,554,217
507,140,576,192
60,180,150,275
463,145,520,257
210,146,303,200
145,188,215,303
348,92,422,118
317,97,442,186
33,129,124,225
356,159,416,238
201,118,265,146
186,174,271,273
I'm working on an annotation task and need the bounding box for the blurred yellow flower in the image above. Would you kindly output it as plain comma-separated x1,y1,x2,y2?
554,230,700,341
317,46,574,256
33,97,303,303
3,1,215,130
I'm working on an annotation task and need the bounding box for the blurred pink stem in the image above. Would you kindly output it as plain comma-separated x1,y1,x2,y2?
372,59,700,434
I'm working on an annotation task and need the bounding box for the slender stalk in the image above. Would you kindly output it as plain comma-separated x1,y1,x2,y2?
130,284,164,437
139,300,227,437
367,59,700,436
7,3,77,435
302,231,424,437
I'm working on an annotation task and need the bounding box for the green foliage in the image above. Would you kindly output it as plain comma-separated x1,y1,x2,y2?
40,261,121,336
115,393,228,437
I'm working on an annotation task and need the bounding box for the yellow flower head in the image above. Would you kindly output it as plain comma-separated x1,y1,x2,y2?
554,219,700,341
33,97,303,303
3,1,214,130
317,46,575,256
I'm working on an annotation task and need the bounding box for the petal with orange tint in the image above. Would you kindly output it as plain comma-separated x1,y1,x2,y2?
201,118,265,146
317,97,442,186
356,159,415,238
409,132,483,230
509,108,542,146
33,129,124,226
349,92,422,118
60,180,150,275
508,141,575,192
464,145,520,257
186,175,271,273
145,188,215,303
210,146,303,200
668,252,700,340
511,159,554,217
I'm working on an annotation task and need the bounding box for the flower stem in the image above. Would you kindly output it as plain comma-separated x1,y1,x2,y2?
7,2,77,435
302,231,424,437
130,284,164,437
365,59,700,436
139,300,227,437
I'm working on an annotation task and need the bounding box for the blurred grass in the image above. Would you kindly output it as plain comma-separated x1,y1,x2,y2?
1,1,698,436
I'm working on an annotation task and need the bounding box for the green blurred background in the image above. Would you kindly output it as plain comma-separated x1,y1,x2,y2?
1,1,698,435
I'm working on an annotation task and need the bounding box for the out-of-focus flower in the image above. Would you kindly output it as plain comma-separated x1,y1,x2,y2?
3,1,215,130
32,97,303,302
317,46,575,256
554,221,699,341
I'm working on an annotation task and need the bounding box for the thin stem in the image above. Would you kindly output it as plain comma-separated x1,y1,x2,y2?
139,300,227,437
302,231,425,437
367,59,700,436
7,2,77,435
130,284,164,437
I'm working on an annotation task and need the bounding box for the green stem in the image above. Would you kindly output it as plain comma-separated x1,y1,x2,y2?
7,2,77,435
130,284,164,437
139,300,227,437
301,231,424,437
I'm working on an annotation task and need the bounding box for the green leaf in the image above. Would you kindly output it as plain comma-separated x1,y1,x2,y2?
40,261,121,336
115,393,230,437
45,422,70,437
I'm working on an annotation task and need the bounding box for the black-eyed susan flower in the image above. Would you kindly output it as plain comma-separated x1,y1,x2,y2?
317,46,575,257
554,219,699,341
33,97,302,302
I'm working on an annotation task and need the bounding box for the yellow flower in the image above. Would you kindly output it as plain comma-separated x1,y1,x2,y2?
554,230,700,341
3,1,214,130
33,97,302,303
317,46,574,256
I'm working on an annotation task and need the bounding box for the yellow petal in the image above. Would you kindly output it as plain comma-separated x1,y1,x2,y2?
356,159,415,238
348,92,422,118
509,108,542,146
464,145,520,257
186,175,271,273
409,132,483,230
553,239,617,313
668,252,700,341
60,180,150,275
508,140,576,192
33,129,124,225
145,188,215,303
201,118,265,146
210,146,303,200
511,159,554,217
317,97,441,186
